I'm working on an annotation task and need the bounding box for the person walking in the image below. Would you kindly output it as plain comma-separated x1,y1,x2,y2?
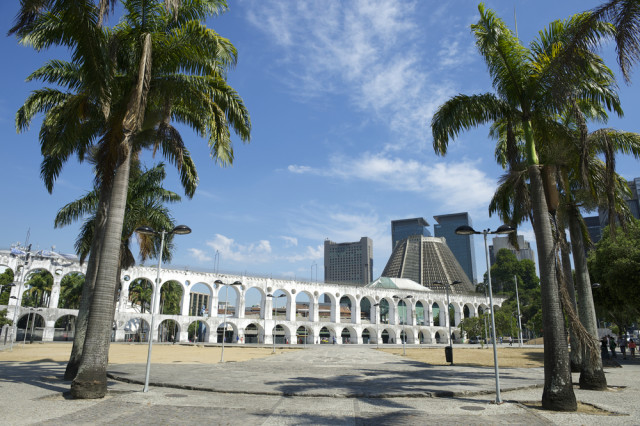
618,336,627,359
609,336,617,358
629,339,636,358
601,336,610,360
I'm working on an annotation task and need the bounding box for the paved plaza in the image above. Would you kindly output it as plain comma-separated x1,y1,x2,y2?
0,344,639,425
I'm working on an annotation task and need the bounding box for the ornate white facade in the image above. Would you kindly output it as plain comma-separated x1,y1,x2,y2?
0,251,504,345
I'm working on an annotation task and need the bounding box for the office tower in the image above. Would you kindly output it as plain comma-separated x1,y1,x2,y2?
324,237,373,285
585,177,640,245
391,217,431,249
433,212,477,283
189,292,209,316
381,235,474,292
489,234,535,265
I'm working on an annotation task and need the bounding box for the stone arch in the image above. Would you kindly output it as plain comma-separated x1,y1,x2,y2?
359,296,375,323
432,301,444,326
189,282,214,317
270,289,290,322
53,314,76,341
57,272,85,309
158,319,180,342
22,269,54,307
188,318,208,342
361,327,375,344
244,322,261,344
296,325,312,344
17,311,45,342
318,326,334,343
245,287,264,319
339,295,355,323
434,330,443,344
379,297,393,324
340,325,357,344
128,278,154,313
381,327,397,344
318,292,336,323
295,291,313,321
463,302,475,319
272,323,292,344
159,280,184,315
124,317,150,342
415,300,427,326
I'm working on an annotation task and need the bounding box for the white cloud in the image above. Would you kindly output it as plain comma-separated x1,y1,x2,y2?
283,244,324,263
280,236,298,247
287,152,496,213
187,248,212,262
205,234,272,263
242,0,470,147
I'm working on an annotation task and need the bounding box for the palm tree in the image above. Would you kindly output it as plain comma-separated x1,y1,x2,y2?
431,6,620,411
59,272,85,309
55,160,180,379
24,270,53,307
128,279,153,313
14,0,250,398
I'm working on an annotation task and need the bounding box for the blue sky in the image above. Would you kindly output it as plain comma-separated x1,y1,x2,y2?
1,0,639,284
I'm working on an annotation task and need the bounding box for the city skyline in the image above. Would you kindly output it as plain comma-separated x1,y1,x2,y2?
2,1,639,284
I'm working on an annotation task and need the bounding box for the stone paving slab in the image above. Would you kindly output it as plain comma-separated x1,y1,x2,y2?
108,345,545,398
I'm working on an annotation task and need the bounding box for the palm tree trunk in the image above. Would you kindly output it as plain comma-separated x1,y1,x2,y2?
529,165,577,411
71,153,131,399
64,181,110,380
560,229,582,372
568,206,607,390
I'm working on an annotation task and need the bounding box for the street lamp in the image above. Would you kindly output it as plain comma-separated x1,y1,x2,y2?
373,303,380,349
267,293,286,354
9,246,31,352
433,280,461,364
456,224,515,404
393,295,413,356
513,275,523,347
135,224,191,393
215,279,242,363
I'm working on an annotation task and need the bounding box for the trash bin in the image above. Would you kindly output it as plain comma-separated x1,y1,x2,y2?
445,346,453,363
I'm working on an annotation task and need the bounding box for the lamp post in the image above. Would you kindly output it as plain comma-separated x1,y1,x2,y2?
267,293,286,354
215,280,242,363
9,245,31,352
456,224,515,404
393,295,412,356
373,303,380,349
135,224,191,393
514,275,523,347
478,284,489,345
433,280,461,364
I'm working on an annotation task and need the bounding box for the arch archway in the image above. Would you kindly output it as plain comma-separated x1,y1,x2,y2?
295,291,312,321
160,281,183,315
158,319,180,342
273,324,287,344
58,272,85,309
415,301,426,326
190,282,213,317
318,293,335,322
432,302,442,326
361,327,374,344
359,296,374,322
189,319,208,342
129,278,153,313
54,314,76,341
319,326,333,343
17,312,45,342
22,269,53,307
124,317,150,342
339,295,353,323
245,323,260,343
296,325,311,344
435,331,442,343
216,322,234,343
245,288,263,319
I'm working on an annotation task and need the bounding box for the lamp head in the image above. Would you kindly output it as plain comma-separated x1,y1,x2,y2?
452,280,462,285
455,225,477,235
266,293,273,297
405,295,413,299
135,226,157,236
432,280,443,286
592,282,601,289
172,225,192,235
495,224,515,234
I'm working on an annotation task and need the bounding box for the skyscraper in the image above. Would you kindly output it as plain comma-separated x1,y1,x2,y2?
324,237,373,285
489,234,535,265
433,212,477,283
391,217,431,249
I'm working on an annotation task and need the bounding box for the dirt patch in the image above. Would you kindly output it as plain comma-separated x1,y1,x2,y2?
381,346,545,368
0,343,296,364
521,401,623,416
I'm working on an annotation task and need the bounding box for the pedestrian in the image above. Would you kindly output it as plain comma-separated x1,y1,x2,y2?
601,336,610,360
236,335,240,344
609,335,617,358
618,336,627,359
509,336,513,346
629,339,636,358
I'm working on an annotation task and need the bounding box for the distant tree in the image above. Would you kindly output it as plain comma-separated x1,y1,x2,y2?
0,268,14,305
23,270,53,307
59,273,85,309
0,309,11,327
588,219,640,332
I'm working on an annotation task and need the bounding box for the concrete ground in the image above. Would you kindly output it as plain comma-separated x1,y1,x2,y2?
0,344,638,425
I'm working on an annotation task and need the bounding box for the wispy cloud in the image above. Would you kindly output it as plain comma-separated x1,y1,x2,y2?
288,152,496,213
243,1,474,148
280,236,298,247
187,248,212,262
205,234,272,263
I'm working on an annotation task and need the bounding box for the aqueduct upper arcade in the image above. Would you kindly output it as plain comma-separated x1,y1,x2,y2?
1,251,504,345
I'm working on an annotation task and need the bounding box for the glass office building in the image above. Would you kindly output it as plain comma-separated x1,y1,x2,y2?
433,212,477,284
391,217,431,250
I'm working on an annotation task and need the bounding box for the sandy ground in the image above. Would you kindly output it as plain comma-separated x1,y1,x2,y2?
0,342,544,367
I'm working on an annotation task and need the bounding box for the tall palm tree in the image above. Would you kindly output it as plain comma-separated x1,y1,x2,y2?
431,6,619,411
58,273,85,309
55,160,180,379
14,0,250,399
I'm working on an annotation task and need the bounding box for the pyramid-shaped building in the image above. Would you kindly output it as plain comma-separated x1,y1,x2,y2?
381,235,474,292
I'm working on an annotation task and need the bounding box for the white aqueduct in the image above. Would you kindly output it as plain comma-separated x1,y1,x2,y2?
0,250,504,345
